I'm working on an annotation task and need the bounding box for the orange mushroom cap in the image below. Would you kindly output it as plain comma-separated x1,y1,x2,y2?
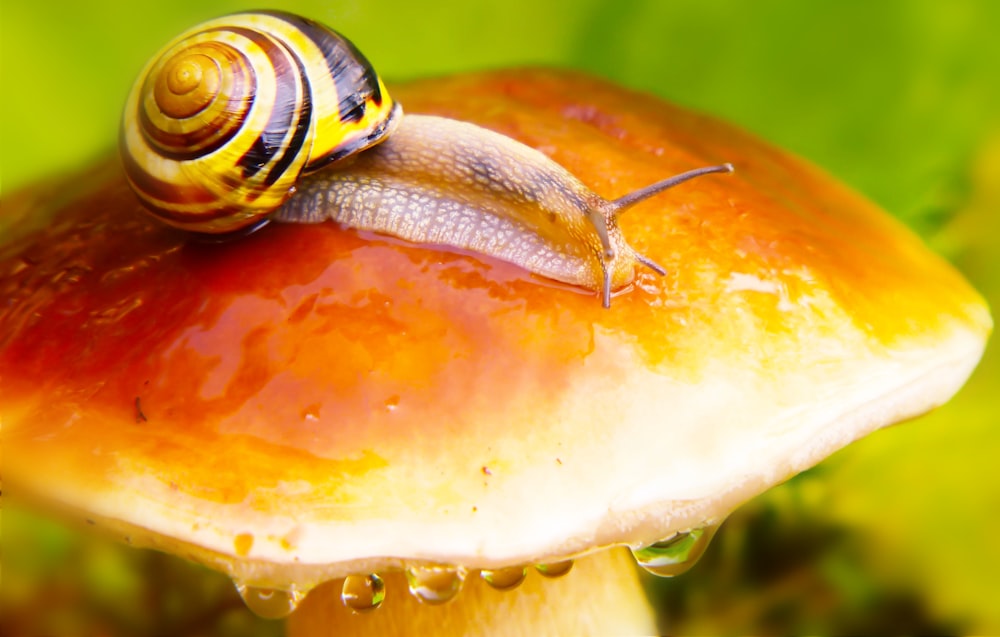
0,70,990,593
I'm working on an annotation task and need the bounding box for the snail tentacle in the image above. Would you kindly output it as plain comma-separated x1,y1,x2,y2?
606,163,735,214
632,252,669,277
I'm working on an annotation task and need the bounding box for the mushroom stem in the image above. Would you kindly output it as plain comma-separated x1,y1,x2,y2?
286,549,657,636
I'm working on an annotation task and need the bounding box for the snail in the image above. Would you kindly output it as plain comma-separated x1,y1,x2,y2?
120,10,732,307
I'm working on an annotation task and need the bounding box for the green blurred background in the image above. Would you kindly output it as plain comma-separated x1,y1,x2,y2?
3,0,999,634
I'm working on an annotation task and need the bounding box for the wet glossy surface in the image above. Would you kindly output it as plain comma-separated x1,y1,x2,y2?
0,71,989,578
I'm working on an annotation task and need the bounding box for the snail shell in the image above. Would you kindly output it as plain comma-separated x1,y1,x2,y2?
120,11,400,233
121,11,733,306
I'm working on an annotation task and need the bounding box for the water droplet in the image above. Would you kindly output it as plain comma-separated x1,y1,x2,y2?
630,525,718,577
405,565,466,604
234,582,305,619
535,559,574,578
341,573,385,612
384,395,400,412
480,566,527,590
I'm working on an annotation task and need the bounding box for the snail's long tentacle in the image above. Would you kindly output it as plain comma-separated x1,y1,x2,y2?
607,163,734,214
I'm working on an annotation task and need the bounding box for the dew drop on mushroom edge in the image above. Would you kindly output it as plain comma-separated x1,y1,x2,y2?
341,573,387,612
630,523,720,577
405,565,468,604
234,582,307,619
480,565,529,590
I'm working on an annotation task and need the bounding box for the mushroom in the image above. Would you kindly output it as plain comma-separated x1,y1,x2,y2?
1,70,990,635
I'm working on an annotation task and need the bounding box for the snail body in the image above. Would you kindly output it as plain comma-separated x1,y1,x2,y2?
277,113,615,290
121,11,732,306
275,114,730,303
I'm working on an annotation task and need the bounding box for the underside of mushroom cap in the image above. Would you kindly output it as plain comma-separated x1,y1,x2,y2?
0,70,990,592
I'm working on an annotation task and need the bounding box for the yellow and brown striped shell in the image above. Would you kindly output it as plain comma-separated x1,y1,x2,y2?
120,11,400,233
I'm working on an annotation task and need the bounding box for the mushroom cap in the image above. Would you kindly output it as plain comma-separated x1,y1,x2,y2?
1,70,990,591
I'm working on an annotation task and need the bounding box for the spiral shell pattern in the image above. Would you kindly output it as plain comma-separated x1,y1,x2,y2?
121,11,400,233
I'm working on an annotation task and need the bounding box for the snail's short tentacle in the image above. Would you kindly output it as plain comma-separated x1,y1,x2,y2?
601,264,613,309
599,250,667,308
586,207,615,260
633,252,668,277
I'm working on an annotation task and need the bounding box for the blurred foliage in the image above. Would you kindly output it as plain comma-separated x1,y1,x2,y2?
2,0,999,635
645,469,965,635
3,506,284,636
